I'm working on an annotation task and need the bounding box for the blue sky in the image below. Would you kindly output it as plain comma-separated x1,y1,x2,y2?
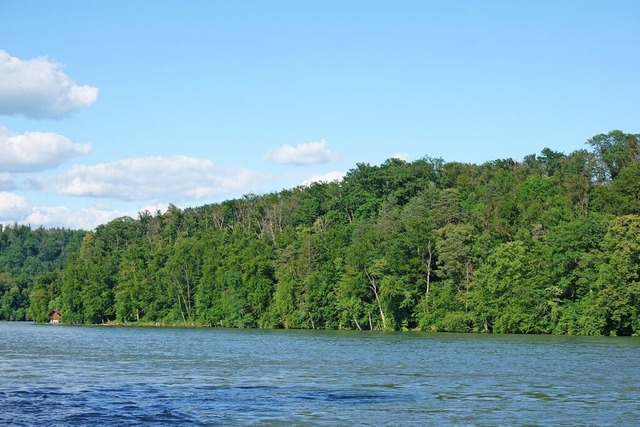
0,1,638,229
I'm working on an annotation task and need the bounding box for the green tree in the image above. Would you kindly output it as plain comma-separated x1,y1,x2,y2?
60,233,114,324
27,271,62,323
164,236,204,322
590,215,640,336
587,130,640,182
472,241,549,333
114,244,156,322
608,164,640,215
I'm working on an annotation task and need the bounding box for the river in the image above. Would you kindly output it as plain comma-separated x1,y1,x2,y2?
1,322,639,426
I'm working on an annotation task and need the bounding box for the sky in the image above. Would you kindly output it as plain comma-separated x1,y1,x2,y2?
0,1,638,230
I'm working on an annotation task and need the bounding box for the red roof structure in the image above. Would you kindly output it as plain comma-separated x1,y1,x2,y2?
49,310,61,324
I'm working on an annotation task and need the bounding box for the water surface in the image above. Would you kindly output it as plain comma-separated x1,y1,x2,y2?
1,322,639,425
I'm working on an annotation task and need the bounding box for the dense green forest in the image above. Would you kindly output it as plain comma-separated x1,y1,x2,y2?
0,225,85,321
2,130,640,335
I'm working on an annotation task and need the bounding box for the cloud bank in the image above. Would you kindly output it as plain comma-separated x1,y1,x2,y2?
1,200,173,231
51,156,264,202
0,127,91,172
0,50,99,119
301,170,345,186
263,140,338,166
23,205,135,230
0,192,30,221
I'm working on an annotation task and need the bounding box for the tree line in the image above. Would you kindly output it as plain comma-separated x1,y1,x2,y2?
0,224,84,321
2,130,640,335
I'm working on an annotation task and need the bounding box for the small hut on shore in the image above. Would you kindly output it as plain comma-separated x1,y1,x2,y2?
49,310,61,324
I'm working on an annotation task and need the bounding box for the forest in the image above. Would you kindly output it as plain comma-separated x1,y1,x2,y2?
1,130,639,335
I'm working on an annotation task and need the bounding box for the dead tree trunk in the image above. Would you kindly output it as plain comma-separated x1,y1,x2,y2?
422,241,433,311
365,267,387,330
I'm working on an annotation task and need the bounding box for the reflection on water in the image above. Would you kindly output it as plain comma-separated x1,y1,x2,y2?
1,322,639,426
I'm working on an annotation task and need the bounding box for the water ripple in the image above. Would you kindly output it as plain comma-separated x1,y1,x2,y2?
2,323,640,426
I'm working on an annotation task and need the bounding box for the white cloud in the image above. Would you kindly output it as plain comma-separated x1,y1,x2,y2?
0,50,99,119
132,203,173,218
263,140,338,166
393,152,410,161
50,156,264,202
0,126,91,172
23,205,133,230
0,192,30,221
0,200,174,230
301,170,346,186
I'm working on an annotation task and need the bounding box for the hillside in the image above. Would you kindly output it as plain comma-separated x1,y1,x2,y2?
3,130,640,335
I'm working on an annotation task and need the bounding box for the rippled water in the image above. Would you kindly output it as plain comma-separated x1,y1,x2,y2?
1,322,639,426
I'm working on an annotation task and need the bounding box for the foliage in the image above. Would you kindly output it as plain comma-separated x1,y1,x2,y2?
4,130,640,335
0,225,84,321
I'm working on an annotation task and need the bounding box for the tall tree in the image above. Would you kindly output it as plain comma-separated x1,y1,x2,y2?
589,215,640,336
587,130,640,182
164,236,204,322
